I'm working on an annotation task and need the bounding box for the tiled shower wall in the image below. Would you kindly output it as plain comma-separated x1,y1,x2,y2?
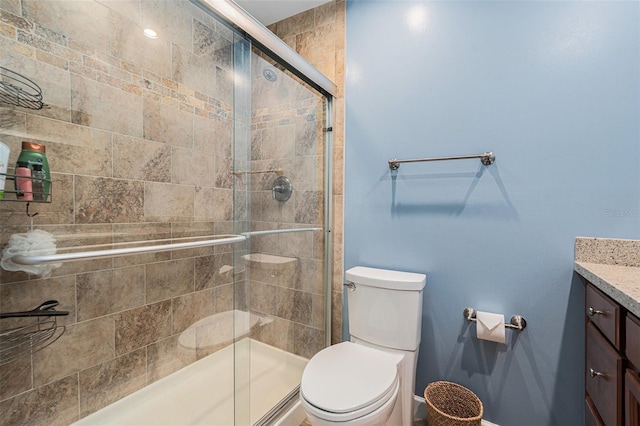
268,0,346,345
0,0,238,424
246,54,326,358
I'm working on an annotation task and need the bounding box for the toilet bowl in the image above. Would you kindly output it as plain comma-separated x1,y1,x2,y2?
300,266,427,426
300,342,402,426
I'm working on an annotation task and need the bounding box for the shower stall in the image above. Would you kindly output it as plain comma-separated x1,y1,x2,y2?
0,0,334,424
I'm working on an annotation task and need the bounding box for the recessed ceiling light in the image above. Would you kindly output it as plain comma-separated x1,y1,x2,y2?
143,28,158,39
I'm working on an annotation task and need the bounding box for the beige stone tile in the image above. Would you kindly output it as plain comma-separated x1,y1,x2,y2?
254,191,296,224
145,258,194,303
79,348,146,417
0,275,76,331
292,289,313,325
0,172,74,224
142,97,193,147
113,134,171,182
315,1,336,28
2,46,71,121
194,251,235,290
296,24,335,69
77,266,145,321
98,0,141,25
276,9,314,40
194,114,232,156
0,374,79,426
140,0,192,52
171,288,215,334
172,43,216,99
294,116,320,157
335,49,345,98
171,146,216,186
37,223,114,277
143,182,194,222
22,0,110,52
112,222,172,267
193,19,233,71
246,222,278,254
0,0,21,15
333,195,343,243
169,221,231,258
110,10,172,79
333,147,344,196
214,154,234,190
286,155,321,192
24,115,113,177
33,317,115,386
114,300,171,355
0,356,32,401
194,187,233,222
252,316,293,352
71,74,143,137
249,281,277,316
213,282,233,314
260,125,295,160
246,253,298,288
331,290,343,344
293,322,323,359
294,190,322,225
332,242,343,293
297,258,324,294
75,176,144,224
278,227,315,259
312,293,325,330
335,0,346,52
147,334,196,384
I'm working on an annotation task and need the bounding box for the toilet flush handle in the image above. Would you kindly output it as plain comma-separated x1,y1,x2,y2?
344,281,356,291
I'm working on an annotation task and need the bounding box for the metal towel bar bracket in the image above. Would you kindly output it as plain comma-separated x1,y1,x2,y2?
463,307,527,331
388,152,495,170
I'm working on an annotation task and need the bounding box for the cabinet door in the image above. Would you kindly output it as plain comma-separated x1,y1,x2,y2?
587,322,623,426
626,369,640,426
587,395,605,426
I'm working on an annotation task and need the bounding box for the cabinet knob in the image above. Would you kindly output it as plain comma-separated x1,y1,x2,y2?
589,368,605,378
588,307,604,316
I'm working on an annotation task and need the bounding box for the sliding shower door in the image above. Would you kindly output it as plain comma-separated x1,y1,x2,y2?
231,47,332,424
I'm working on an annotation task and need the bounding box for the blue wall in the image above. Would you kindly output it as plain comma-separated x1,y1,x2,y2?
344,1,640,425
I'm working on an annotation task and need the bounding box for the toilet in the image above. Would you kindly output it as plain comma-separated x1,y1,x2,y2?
300,266,426,426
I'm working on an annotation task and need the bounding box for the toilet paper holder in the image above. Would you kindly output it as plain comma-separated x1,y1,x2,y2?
463,307,527,331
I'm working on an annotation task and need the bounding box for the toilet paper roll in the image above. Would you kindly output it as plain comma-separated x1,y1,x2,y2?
476,311,505,344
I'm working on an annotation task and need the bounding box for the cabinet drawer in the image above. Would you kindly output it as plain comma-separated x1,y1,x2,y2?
626,314,640,371
586,321,623,426
586,283,621,348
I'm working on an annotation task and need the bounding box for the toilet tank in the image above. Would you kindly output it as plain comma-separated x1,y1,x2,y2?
346,266,426,351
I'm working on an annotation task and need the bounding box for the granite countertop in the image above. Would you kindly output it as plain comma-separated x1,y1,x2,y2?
574,237,640,318
574,262,640,318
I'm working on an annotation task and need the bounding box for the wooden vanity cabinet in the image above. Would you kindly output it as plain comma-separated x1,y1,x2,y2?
584,282,640,426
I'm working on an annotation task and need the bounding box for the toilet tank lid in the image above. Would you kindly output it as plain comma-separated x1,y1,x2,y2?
346,266,426,291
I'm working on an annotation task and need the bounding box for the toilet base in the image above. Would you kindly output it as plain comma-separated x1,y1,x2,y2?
302,381,400,426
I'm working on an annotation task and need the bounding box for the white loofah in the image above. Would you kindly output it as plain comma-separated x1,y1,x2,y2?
1,229,62,278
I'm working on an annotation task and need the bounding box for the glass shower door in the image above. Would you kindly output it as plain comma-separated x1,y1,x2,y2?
231,46,332,424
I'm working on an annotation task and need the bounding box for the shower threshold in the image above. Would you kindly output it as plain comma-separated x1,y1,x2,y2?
74,338,308,425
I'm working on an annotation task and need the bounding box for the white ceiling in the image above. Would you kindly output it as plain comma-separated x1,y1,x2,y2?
235,0,332,25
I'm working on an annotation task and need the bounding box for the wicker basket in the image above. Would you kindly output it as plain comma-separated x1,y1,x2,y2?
424,381,483,426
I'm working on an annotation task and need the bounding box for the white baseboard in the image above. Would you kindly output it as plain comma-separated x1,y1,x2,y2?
414,394,499,426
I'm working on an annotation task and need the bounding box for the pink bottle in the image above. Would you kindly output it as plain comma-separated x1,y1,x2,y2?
15,161,33,201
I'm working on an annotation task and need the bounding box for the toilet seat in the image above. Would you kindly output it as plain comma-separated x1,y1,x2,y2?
300,342,399,422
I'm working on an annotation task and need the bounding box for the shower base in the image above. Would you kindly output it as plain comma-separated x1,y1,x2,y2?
74,338,307,425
